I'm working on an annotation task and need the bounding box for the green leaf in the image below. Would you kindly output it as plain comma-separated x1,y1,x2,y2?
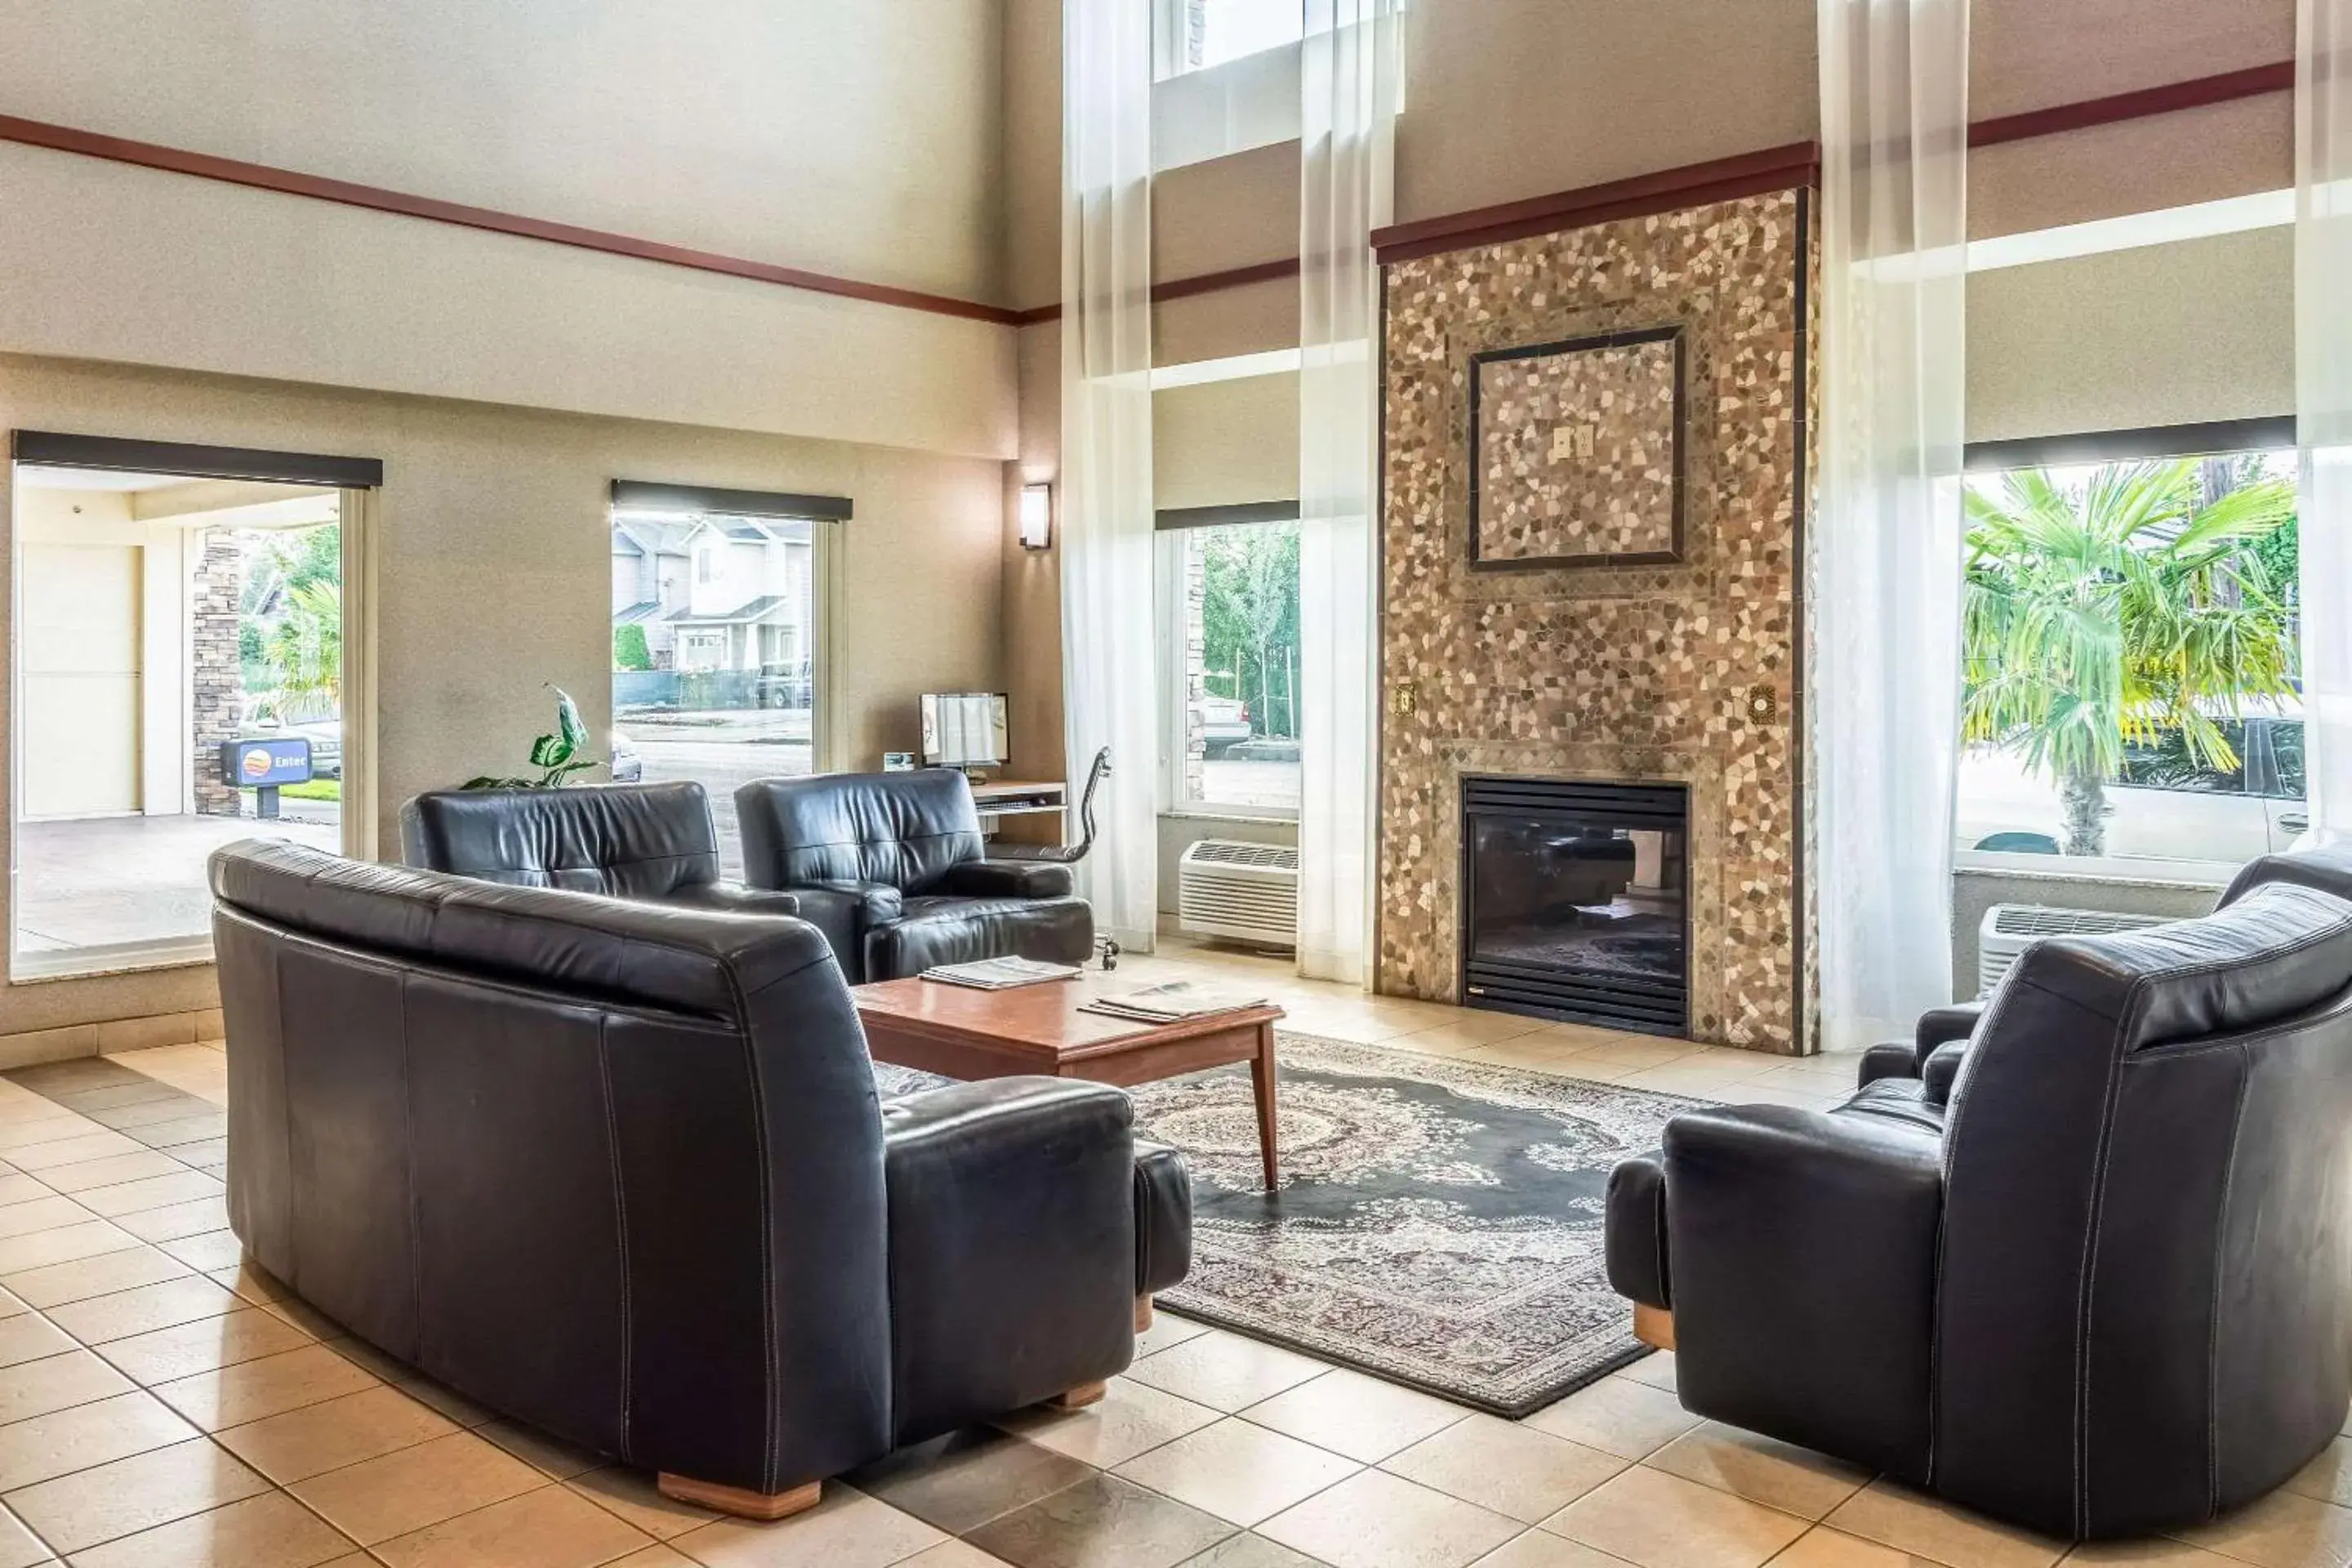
552,687,590,753
528,733,574,769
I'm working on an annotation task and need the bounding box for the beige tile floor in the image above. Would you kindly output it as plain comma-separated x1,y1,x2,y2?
0,947,2326,1566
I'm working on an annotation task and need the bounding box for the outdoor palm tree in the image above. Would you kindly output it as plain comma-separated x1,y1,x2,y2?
1962,460,2297,856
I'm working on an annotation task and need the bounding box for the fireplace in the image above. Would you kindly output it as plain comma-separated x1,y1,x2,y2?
1459,777,1690,1036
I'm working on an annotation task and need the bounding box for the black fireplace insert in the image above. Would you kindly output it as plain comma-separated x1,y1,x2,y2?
1458,777,1690,1036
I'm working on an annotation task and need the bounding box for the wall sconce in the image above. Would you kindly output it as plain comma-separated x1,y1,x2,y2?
1018,482,1054,550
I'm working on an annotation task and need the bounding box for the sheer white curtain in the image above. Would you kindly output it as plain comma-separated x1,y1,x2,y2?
2299,0,2352,842
1815,0,1971,1050
1061,0,1159,951
1294,0,1399,986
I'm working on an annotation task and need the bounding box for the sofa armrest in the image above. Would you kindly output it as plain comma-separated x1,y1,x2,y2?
1858,1040,1922,1087
777,881,904,983
1605,1155,1670,1308
1134,1140,1192,1298
660,883,802,919
1664,1105,1944,1478
940,860,1076,899
1916,1000,1984,1054
880,1078,1138,1444
1920,1040,1969,1105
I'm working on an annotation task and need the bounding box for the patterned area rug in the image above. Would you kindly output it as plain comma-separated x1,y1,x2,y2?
872,1032,1708,1417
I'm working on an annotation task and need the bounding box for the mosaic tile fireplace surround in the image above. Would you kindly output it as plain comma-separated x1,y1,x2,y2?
1376,186,1819,1051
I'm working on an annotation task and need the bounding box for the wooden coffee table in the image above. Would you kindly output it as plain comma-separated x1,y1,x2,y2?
853,976,1285,1187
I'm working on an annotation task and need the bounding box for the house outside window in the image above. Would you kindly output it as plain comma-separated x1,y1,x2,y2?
612,509,822,875
1955,439,2301,882
1158,513,1301,815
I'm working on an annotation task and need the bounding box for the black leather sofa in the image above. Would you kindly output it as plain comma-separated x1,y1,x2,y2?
1606,875,2352,1539
1859,840,2352,1091
736,768,1094,982
400,781,800,916
210,840,1190,1520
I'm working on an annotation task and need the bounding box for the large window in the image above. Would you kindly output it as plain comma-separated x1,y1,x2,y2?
611,504,826,876
1955,443,2301,878
1159,513,1302,814
1157,0,1304,78
11,461,360,978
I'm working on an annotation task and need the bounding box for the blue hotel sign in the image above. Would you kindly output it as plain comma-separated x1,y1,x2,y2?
222,737,313,789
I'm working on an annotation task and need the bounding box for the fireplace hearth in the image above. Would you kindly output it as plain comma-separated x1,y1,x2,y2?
1459,777,1690,1036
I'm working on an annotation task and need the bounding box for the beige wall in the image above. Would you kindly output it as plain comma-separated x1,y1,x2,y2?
1967,227,2294,443
0,0,1008,305
1971,0,2292,119
0,145,1016,461
1003,324,1067,786
1396,0,1820,226
0,352,1004,1034
1004,0,1066,314
1154,376,1301,510
1156,145,1301,282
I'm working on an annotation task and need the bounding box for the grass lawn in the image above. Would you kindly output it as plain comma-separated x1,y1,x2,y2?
280,779,341,802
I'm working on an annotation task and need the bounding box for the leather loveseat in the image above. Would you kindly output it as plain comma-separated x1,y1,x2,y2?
210,840,1190,1520
736,768,1094,982
401,780,800,916
1606,876,2352,1539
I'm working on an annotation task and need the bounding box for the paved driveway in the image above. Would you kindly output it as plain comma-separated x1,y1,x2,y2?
18,812,339,960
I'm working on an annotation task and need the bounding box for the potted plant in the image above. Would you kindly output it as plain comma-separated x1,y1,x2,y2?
462,687,605,790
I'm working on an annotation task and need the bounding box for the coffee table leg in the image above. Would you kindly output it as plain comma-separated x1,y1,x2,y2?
1250,1021,1279,1189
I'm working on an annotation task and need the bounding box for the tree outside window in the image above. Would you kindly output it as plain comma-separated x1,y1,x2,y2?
1958,452,2300,865
1179,519,1301,812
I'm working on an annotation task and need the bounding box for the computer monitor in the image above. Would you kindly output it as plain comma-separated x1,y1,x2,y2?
920,693,1009,769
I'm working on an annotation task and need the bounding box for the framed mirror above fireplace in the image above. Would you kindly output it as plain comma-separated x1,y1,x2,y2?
1458,776,1691,1037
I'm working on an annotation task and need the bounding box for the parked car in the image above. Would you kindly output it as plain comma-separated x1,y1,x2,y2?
1957,709,2306,866
238,698,342,780
283,721,342,780
610,730,643,783
754,661,813,711
1192,695,1252,757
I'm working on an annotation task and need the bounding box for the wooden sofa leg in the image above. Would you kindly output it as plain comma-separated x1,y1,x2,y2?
1633,1303,1677,1351
657,1475,822,1521
1135,1295,1154,1333
1049,1380,1107,1410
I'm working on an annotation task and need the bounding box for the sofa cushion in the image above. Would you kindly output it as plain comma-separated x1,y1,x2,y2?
737,771,984,893
400,782,719,898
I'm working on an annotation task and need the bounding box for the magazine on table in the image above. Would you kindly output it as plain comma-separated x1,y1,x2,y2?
920,956,1083,989
1080,980,1267,1022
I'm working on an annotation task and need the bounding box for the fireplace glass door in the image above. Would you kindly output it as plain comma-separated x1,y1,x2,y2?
1459,778,1689,1035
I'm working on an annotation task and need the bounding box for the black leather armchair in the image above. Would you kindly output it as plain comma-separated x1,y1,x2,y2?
1607,877,2352,1538
736,768,1094,982
1860,840,2352,1089
210,840,1188,1521
401,780,801,917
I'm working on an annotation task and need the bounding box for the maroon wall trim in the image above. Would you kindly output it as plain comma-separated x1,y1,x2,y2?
0,60,2298,322
1371,144,1822,265
1968,62,2292,149
0,111,1024,327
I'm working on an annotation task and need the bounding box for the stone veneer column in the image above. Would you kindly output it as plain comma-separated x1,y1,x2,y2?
190,530,243,817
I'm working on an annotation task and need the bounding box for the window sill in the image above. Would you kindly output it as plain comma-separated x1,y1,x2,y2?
1953,852,2233,893
1161,806,1298,826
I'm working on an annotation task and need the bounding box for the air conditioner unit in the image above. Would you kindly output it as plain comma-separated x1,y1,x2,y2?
1178,840,1299,950
1976,903,2174,996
